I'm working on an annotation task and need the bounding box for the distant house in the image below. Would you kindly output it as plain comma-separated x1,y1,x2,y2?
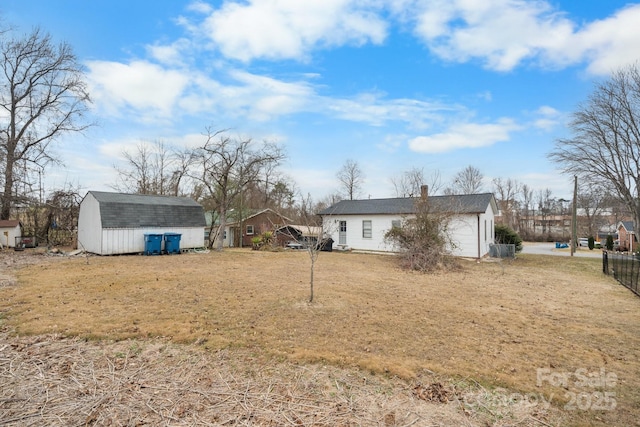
318,190,498,259
0,220,22,248
617,221,636,252
78,191,206,255
222,209,291,248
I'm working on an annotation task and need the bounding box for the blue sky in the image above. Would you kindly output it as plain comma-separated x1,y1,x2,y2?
3,0,640,201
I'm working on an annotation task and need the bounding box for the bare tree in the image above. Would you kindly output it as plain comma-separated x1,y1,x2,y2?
549,63,640,232
492,177,521,229
537,188,554,235
336,159,364,200
189,129,285,250
576,183,610,238
384,192,458,272
391,167,444,197
519,184,535,237
444,165,484,195
0,27,91,220
113,140,182,195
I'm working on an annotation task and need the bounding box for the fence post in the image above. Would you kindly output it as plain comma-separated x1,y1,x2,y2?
603,251,608,275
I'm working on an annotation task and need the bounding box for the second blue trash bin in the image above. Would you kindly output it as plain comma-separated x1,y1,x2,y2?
164,232,182,254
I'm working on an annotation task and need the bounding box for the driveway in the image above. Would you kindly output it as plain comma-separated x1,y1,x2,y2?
521,242,603,258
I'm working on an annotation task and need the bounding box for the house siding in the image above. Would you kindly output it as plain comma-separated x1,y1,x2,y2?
321,194,497,258
324,214,401,252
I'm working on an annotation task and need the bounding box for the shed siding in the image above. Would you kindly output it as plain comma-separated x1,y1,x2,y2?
99,227,205,255
78,191,206,255
0,224,21,248
77,193,103,254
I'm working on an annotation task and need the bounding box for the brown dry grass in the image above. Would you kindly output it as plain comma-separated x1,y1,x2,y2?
1,248,639,426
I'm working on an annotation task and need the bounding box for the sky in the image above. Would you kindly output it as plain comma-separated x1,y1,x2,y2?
2,0,640,202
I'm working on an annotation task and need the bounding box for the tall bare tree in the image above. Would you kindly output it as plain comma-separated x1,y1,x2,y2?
113,140,183,196
0,27,91,219
519,184,535,236
492,177,521,229
391,166,443,197
189,129,285,250
549,63,640,232
445,165,484,195
336,159,364,200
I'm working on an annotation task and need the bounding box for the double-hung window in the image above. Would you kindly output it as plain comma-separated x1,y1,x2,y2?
362,220,372,238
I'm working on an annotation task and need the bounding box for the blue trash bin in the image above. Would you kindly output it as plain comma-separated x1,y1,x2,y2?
144,234,163,255
164,232,182,254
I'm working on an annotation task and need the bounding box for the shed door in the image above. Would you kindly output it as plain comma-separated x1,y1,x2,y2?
339,221,347,245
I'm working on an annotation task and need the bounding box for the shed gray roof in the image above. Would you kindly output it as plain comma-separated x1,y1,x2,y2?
318,193,497,216
88,191,206,229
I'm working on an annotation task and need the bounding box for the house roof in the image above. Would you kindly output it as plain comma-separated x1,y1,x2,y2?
0,220,21,228
618,220,635,233
87,191,206,229
318,193,497,216
276,224,322,237
225,208,292,227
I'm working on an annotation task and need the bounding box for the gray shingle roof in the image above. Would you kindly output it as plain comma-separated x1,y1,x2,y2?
318,193,496,216
89,191,206,229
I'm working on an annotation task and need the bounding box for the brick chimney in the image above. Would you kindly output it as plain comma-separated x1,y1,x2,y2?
420,185,428,199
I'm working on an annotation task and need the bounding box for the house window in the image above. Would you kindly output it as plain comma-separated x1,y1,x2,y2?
362,220,372,238
246,225,254,235
391,220,401,229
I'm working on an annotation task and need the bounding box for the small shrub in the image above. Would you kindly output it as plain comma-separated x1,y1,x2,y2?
588,236,595,250
494,224,523,253
251,236,262,250
606,235,614,251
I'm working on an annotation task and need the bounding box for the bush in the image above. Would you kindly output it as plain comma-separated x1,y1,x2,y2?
606,235,614,251
494,224,523,253
383,198,458,272
251,236,262,250
588,236,595,250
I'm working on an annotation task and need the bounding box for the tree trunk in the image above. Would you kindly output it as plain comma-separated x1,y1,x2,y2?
215,206,227,251
1,155,15,220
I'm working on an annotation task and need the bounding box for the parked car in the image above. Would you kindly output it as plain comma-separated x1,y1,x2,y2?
578,238,589,247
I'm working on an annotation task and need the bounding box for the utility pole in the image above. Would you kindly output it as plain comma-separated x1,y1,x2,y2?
571,175,577,256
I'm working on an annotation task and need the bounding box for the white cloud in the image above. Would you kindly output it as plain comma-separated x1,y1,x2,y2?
326,93,456,128
573,4,640,75
408,119,520,153
200,0,387,62
532,105,562,131
407,0,640,74
86,60,190,121
410,0,574,71
147,39,192,66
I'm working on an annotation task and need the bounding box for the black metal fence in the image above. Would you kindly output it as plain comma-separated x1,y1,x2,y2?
603,251,640,297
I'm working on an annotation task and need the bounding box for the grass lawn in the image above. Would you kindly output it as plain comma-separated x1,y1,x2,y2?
1,248,639,426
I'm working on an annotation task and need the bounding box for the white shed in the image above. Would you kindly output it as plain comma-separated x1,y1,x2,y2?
78,191,206,255
0,220,22,248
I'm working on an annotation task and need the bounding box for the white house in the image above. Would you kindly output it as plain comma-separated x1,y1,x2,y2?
78,191,206,255
318,191,498,259
0,220,21,249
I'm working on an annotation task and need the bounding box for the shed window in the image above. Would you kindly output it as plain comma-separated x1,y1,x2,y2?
246,225,254,235
391,220,401,229
362,220,372,239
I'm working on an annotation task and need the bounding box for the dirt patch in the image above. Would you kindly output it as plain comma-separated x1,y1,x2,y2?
1,248,639,426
